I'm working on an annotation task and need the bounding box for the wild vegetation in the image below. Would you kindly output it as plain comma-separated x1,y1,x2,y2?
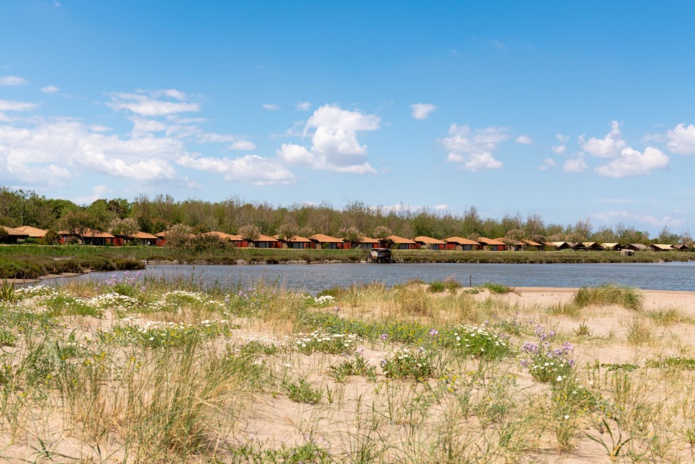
1,277,694,462
1,187,691,245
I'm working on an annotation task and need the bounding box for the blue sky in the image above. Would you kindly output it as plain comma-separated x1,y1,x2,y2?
1,1,694,235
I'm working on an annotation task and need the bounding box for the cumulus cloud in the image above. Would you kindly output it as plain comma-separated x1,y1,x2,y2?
516,134,533,144
579,121,625,158
229,140,256,151
108,89,199,116
595,147,669,178
563,156,587,173
262,104,281,111
296,101,312,111
410,103,436,120
276,104,380,174
0,76,28,86
177,154,295,185
0,118,186,185
442,124,509,171
539,158,557,170
73,184,109,205
666,123,695,155
551,134,568,155
0,100,37,112
41,85,59,94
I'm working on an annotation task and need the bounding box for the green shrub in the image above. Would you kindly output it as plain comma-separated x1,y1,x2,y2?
481,282,513,294
282,378,323,404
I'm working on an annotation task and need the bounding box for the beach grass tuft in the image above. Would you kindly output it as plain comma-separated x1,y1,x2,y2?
573,283,643,311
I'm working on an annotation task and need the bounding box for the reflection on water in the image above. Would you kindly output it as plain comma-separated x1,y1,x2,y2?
47,261,695,293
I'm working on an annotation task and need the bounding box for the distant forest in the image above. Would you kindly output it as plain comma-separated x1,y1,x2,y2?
0,187,690,245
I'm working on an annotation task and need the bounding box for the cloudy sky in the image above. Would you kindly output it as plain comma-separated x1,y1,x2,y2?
1,1,694,234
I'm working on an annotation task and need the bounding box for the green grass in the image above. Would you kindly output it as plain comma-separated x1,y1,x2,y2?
282,377,323,404
573,284,643,311
481,282,514,294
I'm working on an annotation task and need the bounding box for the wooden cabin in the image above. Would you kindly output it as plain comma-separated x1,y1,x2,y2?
356,236,380,249
414,236,446,250
382,235,417,250
277,235,312,249
309,233,350,249
477,237,506,251
0,225,29,244
444,237,482,251
650,244,673,252
252,234,282,248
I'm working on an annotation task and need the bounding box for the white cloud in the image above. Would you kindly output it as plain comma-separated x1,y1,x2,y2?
0,76,27,86
229,140,256,151
433,204,448,211
579,121,625,158
410,103,436,120
41,85,59,94
0,118,186,185
296,101,312,111
177,154,295,185
276,104,380,174
262,104,281,111
593,210,684,230
197,134,256,151
0,100,37,112
666,123,695,155
73,184,109,205
595,147,669,178
516,134,533,144
563,156,587,173
198,133,237,143
442,124,509,171
539,158,557,170
108,90,199,116
131,117,167,138
551,134,568,154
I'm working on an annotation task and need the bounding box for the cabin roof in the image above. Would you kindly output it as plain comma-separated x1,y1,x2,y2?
14,226,48,238
386,235,416,244
309,233,343,243
477,237,506,246
444,236,480,245
414,236,446,245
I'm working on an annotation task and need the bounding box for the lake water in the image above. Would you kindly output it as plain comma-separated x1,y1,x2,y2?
47,261,695,293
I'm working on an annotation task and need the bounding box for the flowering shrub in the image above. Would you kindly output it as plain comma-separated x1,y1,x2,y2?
14,284,54,300
97,319,234,347
306,294,336,307
295,331,358,355
520,325,575,383
99,271,143,297
439,324,511,359
381,347,433,380
89,292,139,310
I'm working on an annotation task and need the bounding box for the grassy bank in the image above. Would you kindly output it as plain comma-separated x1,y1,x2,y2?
1,278,694,461
1,245,692,279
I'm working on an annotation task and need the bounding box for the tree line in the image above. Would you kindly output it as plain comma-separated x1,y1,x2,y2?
0,187,690,245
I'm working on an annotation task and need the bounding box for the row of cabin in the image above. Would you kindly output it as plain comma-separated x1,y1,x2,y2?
2,225,693,252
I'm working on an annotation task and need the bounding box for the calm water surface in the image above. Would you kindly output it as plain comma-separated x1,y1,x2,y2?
49,261,695,293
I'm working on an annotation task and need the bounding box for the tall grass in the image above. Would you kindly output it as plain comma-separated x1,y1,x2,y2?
573,284,643,311
2,275,695,461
